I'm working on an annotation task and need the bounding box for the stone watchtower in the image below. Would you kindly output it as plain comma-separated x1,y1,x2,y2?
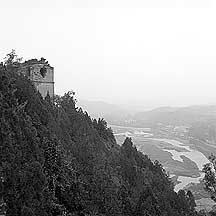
19,58,54,98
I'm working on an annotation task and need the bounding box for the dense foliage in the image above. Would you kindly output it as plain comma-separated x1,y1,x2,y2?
202,154,216,215
0,59,200,216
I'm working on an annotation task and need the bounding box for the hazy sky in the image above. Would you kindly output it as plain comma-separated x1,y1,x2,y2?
1,0,216,107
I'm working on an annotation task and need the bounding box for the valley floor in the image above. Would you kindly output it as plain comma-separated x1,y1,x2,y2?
111,124,216,211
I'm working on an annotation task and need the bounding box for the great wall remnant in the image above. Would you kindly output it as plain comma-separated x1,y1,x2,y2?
19,58,54,98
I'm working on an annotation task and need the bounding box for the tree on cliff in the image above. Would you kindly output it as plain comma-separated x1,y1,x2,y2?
203,155,216,201
4,49,22,67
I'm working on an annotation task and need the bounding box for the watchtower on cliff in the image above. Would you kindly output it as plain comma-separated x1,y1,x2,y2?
19,58,54,98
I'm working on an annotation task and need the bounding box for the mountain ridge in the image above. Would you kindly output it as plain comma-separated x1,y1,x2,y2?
0,61,204,216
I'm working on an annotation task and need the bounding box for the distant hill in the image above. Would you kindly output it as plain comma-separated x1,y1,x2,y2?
77,99,132,120
105,105,216,127
134,105,216,126
77,100,121,118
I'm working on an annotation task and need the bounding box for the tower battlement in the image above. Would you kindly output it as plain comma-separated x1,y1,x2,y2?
18,58,54,98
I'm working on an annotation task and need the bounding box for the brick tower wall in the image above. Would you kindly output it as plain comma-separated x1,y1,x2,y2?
19,60,54,98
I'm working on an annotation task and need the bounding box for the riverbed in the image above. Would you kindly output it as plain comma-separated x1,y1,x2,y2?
110,125,210,191
150,138,209,191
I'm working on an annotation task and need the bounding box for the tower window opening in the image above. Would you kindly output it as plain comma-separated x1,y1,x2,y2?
40,67,47,78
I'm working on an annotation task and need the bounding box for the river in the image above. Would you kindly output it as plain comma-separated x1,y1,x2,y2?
150,138,209,191
110,125,210,191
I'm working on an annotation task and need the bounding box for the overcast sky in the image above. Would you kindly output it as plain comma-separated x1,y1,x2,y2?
1,0,216,107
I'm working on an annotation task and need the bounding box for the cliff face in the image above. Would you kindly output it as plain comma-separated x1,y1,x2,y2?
0,63,199,216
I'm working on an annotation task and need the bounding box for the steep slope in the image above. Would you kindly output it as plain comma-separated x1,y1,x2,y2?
0,62,200,216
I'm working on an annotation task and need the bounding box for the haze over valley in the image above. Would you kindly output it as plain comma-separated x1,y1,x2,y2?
2,0,216,215
78,100,216,209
